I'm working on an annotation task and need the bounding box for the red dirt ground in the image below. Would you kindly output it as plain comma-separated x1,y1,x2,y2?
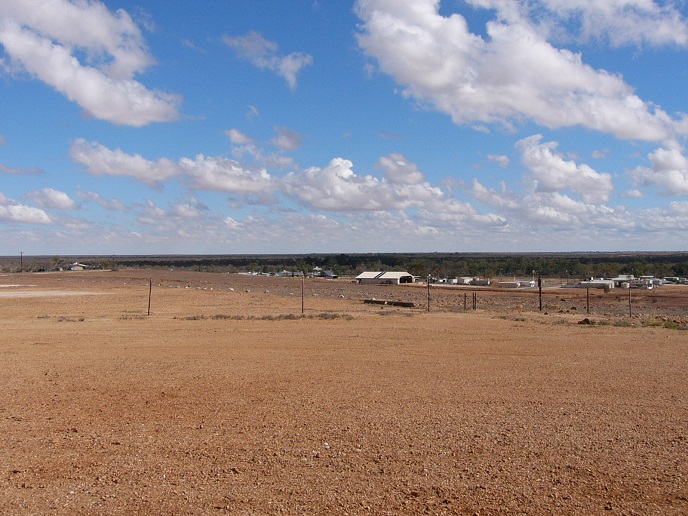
1,270,686,514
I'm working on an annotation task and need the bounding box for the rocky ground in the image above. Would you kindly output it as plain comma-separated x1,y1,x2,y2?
1,270,687,514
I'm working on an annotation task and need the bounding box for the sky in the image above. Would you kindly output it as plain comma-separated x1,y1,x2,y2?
1,0,688,256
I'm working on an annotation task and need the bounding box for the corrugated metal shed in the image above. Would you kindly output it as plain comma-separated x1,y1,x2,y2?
356,272,414,285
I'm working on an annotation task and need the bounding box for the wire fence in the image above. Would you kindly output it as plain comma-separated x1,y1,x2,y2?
128,272,687,325
4,270,686,325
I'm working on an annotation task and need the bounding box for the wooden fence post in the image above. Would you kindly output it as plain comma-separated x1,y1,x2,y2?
586,288,590,315
427,276,431,313
538,277,542,311
628,289,632,318
147,278,152,316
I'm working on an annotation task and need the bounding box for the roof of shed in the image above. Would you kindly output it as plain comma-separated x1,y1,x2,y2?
356,271,412,280
356,271,384,279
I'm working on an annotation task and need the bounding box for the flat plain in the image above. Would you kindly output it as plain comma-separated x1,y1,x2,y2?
1,270,687,514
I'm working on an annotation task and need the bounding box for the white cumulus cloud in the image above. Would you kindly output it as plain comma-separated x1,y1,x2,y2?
223,31,312,90
71,139,277,199
226,128,296,170
635,201,688,231
271,126,302,151
0,191,52,223
70,139,179,186
631,146,688,195
76,189,128,211
0,0,180,126
0,162,41,175
225,128,253,145
377,152,425,184
471,178,633,230
517,134,614,203
533,0,688,47
488,154,510,168
25,188,78,209
179,155,275,198
282,157,444,211
355,0,678,142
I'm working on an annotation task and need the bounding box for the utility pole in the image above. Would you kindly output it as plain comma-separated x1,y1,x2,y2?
20,251,23,273
538,276,543,311
147,279,152,316
427,275,431,312
586,287,590,315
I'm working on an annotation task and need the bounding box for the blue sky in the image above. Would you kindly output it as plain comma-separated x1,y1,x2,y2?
1,0,688,255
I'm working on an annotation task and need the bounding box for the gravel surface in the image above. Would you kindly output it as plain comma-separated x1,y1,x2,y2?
1,271,687,514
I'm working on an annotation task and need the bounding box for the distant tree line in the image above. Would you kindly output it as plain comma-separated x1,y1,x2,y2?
5,252,686,279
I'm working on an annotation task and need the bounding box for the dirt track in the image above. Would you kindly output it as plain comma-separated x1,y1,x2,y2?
1,271,687,514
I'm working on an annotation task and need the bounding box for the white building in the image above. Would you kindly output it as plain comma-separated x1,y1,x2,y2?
356,271,415,285
495,281,521,288
611,274,634,288
580,279,615,290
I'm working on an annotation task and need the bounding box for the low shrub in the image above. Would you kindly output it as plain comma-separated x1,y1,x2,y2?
57,316,85,322
640,317,663,327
